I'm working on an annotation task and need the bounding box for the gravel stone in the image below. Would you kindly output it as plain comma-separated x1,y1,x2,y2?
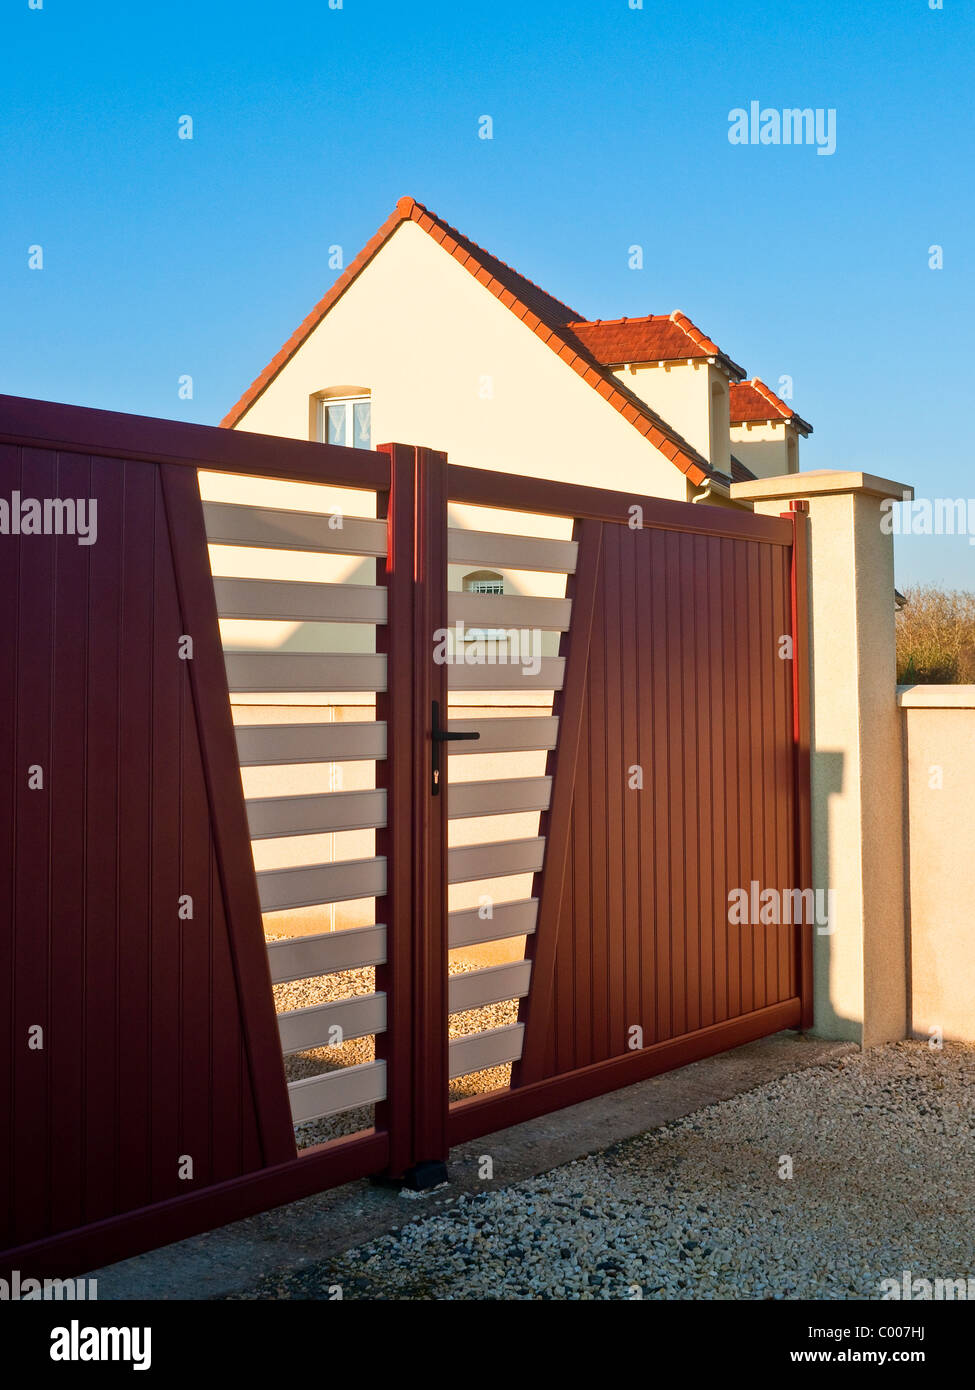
241,1040,975,1299
267,938,519,1149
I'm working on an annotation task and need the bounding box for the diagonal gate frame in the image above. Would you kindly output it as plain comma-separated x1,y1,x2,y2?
0,395,811,1277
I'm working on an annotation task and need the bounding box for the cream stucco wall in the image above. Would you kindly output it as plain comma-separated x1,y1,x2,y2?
611,360,732,477
730,420,799,480
234,219,690,502
735,471,910,1047
899,688,975,1042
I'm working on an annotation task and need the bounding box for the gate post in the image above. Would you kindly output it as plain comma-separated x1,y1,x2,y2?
731,471,913,1046
375,444,418,1178
410,448,450,1182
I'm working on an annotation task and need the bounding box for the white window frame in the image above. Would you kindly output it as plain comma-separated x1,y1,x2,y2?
318,395,371,449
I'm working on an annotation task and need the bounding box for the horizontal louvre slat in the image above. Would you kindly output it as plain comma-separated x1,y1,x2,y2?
213,577,387,623
288,1060,387,1123
266,924,387,983
225,652,387,693
204,501,387,557
448,1024,525,1079
258,857,387,912
448,592,571,631
247,789,387,838
449,776,551,818
448,528,577,574
235,721,386,766
278,993,387,1054
448,961,532,1014
445,716,558,755
447,837,545,884
447,658,564,691
448,898,538,949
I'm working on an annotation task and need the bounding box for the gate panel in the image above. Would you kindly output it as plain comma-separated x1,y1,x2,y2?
523,522,798,1080
0,445,288,1255
0,398,403,1277
442,470,807,1146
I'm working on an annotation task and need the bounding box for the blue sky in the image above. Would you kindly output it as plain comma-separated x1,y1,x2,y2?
2,0,972,586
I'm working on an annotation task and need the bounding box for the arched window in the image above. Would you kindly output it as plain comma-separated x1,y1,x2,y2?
462,570,505,640
316,388,371,449
463,569,504,595
709,379,729,467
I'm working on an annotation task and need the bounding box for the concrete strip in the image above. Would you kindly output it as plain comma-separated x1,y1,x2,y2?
88,1031,854,1300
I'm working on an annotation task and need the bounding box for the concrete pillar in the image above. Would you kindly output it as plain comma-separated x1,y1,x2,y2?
731,471,913,1046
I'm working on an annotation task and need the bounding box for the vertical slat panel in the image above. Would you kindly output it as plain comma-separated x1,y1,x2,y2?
12,447,56,1244
747,544,765,1010
588,544,609,1061
694,535,715,1030
179,658,214,1191
374,444,414,1174
651,529,672,1041
209,863,244,1185
759,545,779,1008
115,463,156,1215
604,526,625,1055
708,537,728,1026
567,695,590,1073
161,466,296,1167
149,472,183,1205
789,505,813,1024
620,526,641,1047
47,451,90,1237
777,543,797,1002
722,539,742,1021
680,533,701,1035
413,449,448,1161
735,543,754,1016
84,456,123,1224
515,519,603,1085
0,446,19,1242
636,527,657,1047
665,530,686,1039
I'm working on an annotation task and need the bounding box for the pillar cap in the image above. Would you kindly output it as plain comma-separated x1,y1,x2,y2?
730,469,914,504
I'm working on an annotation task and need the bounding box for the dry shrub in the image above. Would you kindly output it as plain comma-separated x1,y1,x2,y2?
895,585,975,684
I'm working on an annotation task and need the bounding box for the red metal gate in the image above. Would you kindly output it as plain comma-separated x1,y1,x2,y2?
435,464,811,1145
0,395,810,1278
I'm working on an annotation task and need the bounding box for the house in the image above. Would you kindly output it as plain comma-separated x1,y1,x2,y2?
222,196,813,506
212,199,816,949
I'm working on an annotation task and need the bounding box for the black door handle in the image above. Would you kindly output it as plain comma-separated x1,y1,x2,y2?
431,700,480,795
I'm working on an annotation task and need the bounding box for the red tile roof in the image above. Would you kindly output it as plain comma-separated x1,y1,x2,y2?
222,198,783,484
566,314,745,379
730,454,758,484
730,379,813,435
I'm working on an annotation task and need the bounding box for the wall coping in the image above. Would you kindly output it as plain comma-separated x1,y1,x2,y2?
731,469,914,504
897,684,975,709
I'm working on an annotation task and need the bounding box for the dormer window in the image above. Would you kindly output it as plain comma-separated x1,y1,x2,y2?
318,393,371,449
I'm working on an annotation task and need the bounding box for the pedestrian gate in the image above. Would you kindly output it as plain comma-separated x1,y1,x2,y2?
0,395,811,1277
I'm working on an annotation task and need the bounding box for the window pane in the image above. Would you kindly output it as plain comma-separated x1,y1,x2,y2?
353,400,371,448
325,404,347,447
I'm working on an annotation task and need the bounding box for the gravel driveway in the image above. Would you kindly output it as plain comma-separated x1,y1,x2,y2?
236,1041,974,1300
